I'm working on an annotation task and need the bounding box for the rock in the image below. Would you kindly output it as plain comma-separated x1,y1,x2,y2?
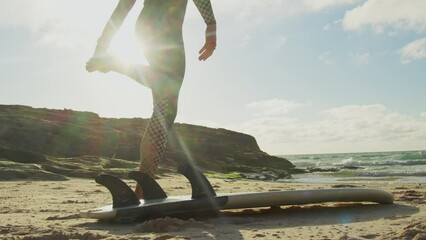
0,160,67,181
0,147,47,164
307,167,340,173
288,168,309,174
241,170,291,181
332,184,357,188
0,105,295,180
341,166,363,170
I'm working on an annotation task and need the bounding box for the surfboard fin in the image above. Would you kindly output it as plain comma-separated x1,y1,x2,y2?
178,164,217,199
128,171,167,200
95,174,140,208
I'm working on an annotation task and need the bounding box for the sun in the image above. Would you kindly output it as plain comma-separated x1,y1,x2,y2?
107,4,148,65
110,27,147,64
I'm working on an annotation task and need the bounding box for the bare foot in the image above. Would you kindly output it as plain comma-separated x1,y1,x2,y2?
86,54,121,73
86,54,152,88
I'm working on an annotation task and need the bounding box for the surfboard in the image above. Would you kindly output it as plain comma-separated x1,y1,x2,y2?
79,164,394,222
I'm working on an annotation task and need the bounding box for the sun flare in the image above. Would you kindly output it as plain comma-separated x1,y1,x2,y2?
107,3,148,65
109,27,148,64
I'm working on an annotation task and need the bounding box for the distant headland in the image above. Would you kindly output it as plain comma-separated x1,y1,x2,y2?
0,104,297,181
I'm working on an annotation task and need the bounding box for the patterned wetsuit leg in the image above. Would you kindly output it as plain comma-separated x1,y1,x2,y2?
135,0,188,178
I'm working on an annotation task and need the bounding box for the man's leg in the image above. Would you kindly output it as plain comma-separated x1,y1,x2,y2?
86,55,154,88
135,84,180,198
135,41,185,197
132,0,186,197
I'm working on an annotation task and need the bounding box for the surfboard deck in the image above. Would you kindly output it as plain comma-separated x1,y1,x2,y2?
79,164,394,222
80,188,394,221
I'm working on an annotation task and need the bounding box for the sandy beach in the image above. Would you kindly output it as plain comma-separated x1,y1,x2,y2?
1,174,425,240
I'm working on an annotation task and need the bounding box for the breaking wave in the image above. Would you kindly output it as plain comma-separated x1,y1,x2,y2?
284,150,426,180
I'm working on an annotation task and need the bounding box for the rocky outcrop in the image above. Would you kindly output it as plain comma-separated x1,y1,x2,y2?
0,105,295,180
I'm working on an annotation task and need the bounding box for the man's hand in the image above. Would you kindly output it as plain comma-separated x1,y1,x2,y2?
198,24,216,61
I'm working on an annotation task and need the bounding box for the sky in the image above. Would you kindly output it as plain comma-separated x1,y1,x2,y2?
0,0,425,155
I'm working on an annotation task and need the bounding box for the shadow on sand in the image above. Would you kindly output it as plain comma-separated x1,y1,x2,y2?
75,203,418,239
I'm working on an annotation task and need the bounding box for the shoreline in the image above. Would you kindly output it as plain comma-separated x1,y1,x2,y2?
1,174,425,239
286,173,426,185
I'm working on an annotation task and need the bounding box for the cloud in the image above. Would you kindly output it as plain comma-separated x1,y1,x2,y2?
0,56,28,65
303,0,359,12
232,103,426,154
215,0,360,24
318,52,334,64
245,99,303,117
400,38,426,63
0,0,115,48
239,34,252,48
275,37,287,49
349,52,370,65
320,105,426,143
323,24,331,31
343,0,426,34
324,104,388,119
0,0,364,49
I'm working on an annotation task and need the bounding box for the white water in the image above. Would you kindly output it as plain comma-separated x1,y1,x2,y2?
281,150,426,183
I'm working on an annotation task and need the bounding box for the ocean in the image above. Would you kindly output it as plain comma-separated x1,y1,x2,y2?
281,150,426,184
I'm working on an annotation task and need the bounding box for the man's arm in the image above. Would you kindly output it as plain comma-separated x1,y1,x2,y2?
94,0,136,56
193,0,217,61
193,0,216,25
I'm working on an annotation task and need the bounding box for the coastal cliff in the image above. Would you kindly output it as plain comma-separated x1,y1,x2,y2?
0,105,295,180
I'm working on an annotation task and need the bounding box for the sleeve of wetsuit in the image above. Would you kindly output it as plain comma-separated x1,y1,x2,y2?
95,0,136,55
193,0,216,25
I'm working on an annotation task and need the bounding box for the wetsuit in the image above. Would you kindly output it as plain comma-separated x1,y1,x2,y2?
89,0,216,184
135,0,216,178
